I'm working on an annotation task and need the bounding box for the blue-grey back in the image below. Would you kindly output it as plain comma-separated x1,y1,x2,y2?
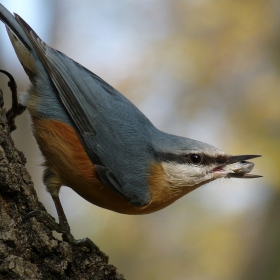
35,45,157,205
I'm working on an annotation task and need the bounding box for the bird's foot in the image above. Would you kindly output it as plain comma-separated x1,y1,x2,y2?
24,210,96,253
0,70,26,132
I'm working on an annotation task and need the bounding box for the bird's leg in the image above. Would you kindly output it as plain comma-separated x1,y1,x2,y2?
51,194,96,252
0,70,26,132
25,168,96,252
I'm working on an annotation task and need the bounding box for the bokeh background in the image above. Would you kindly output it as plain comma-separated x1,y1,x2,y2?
0,0,279,279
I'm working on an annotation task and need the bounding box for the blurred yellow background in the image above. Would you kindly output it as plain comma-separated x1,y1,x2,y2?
0,0,279,279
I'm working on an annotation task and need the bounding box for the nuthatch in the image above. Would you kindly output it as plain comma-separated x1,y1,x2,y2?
0,4,261,248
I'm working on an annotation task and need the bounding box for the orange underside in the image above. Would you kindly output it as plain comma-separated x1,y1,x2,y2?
31,117,190,214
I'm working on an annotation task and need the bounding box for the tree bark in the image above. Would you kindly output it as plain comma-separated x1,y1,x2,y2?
0,86,125,279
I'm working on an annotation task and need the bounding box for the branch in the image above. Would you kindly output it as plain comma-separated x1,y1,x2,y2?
0,83,125,279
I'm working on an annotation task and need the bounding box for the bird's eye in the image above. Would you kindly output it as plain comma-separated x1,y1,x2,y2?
189,154,202,165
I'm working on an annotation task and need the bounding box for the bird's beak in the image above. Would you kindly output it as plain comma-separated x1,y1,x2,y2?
226,155,261,165
213,154,262,179
225,173,262,178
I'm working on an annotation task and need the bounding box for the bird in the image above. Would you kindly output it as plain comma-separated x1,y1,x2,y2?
0,4,261,248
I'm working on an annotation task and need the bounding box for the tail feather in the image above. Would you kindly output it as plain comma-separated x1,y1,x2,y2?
0,4,32,50
0,4,37,74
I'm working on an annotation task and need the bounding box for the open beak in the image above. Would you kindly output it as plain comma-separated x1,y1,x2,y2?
225,173,262,178
213,155,262,179
226,155,261,165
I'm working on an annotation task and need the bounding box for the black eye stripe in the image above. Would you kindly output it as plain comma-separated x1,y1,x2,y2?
156,152,188,164
156,152,228,165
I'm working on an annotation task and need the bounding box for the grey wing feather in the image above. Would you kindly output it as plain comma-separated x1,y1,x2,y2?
95,165,124,197
15,15,154,206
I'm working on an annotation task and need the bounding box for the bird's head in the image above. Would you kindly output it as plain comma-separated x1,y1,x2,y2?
153,131,261,191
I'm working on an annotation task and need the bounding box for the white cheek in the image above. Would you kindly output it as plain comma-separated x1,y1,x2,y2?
161,162,207,187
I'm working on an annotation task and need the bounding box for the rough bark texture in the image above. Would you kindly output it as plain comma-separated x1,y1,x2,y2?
0,87,125,279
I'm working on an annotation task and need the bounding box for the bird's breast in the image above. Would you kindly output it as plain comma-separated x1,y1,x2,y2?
31,116,189,214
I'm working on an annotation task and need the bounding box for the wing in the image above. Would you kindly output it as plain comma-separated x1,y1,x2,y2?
15,15,154,206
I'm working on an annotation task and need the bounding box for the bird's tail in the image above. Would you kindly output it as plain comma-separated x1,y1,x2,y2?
0,4,37,75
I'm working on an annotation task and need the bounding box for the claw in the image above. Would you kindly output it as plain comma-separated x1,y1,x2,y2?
0,70,26,132
63,234,96,253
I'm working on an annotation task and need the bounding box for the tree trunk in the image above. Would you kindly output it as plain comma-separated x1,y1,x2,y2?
0,86,125,279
